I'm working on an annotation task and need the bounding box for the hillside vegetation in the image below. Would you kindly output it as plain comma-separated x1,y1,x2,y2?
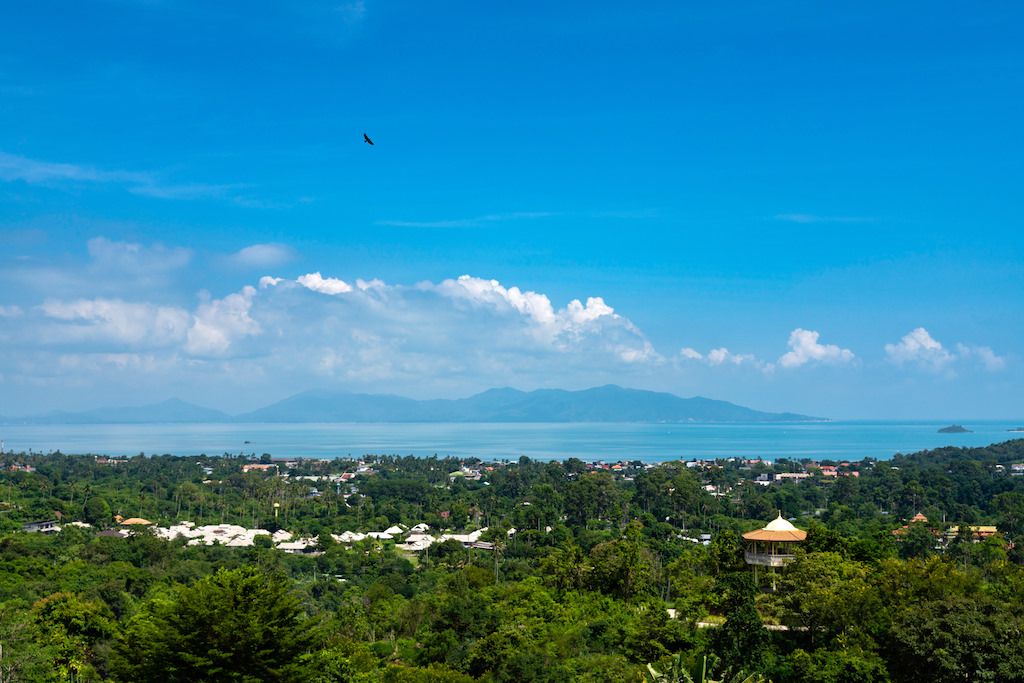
1,440,1024,681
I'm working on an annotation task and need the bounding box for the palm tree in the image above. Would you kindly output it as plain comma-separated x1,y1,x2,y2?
644,654,771,683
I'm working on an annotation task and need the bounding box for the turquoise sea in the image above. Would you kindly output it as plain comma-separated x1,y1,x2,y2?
1,421,1022,462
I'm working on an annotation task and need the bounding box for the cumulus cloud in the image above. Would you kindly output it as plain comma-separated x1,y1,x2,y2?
683,330,856,372
707,347,756,366
297,272,353,295
957,343,1006,372
679,346,767,371
884,327,954,371
778,329,855,369
884,328,1006,373
258,272,658,381
565,297,615,325
30,269,650,373
259,276,283,289
6,258,664,401
39,298,191,346
356,278,386,291
429,275,628,353
435,275,557,325
35,286,263,358
229,243,296,268
185,286,261,356
617,340,658,364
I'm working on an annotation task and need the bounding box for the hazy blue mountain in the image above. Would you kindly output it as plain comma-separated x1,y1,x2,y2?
233,385,820,423
3,386,821,424
2,398,229,424
237,390,430,423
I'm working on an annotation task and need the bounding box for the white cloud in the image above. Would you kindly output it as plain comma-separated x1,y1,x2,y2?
884,327,954,371
185,286,261,356
617,340,658,363
0,151,146,185
0,305,23,318
0,150,244,203
259,276,284,289
297,272,353,295
39,298,191,346
679,345,767,371
885,327,1009,375
957,343,1007,372
8,261,661,400
565,297,615,325
35,286,265,358
356,278,387,291
435,275,557,325
230,243,296,268
708,347,758,366
255,272,660,381
431,275,622,344
778,328,855,368
883,328,1007,373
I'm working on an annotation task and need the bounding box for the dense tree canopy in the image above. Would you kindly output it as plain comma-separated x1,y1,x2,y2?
1,440,1024,681
111,567,316,682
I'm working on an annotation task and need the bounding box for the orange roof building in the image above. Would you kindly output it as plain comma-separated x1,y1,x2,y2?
892,513,930,536
742,514,808,544
742,513,806,590
119,517,153,526
242,463,277,473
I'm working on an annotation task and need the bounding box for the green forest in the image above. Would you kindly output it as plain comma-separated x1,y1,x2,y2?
2,440,1024,682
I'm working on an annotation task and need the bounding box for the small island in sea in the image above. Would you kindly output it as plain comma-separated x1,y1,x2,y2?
938,424,972,433
1010,427,1024,432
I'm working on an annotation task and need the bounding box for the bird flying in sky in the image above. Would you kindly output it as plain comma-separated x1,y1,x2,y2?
363,133,374,145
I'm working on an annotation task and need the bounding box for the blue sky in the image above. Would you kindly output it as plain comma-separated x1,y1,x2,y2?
1,1,1021,418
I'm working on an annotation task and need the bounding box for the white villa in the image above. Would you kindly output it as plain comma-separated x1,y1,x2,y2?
138,520,493,555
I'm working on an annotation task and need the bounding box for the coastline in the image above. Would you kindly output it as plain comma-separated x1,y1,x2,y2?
2,420,1022,462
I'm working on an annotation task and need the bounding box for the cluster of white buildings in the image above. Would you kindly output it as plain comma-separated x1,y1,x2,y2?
333,523,494,552
154,522,292,547
146,520,494,554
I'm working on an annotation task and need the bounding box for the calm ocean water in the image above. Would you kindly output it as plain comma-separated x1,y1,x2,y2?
1,421,1022,462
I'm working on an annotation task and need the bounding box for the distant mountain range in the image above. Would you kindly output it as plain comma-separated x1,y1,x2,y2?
1,385,822,424
2,398,230,425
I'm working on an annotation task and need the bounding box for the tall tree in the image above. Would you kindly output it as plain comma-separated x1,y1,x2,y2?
111,567,318,682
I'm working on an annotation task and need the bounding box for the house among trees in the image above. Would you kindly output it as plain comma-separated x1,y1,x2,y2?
115,515,153,526
944,525,999,543
21,519,60,534
891,512,930,537
742,512,806,590
242,463,278,474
